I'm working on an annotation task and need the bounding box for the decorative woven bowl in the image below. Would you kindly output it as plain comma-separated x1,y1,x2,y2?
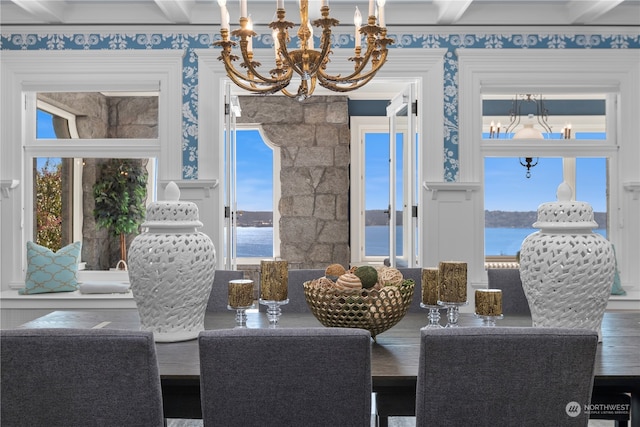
303,279,415,340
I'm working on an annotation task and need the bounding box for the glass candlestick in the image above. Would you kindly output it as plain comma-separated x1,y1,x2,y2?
227,304,254,328
259,299,289,327
420,302,444,329
474,313,504,327
438,301,468,327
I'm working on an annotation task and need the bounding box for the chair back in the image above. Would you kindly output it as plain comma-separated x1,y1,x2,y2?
281,269,326,312
206,269,246,311
487,268,531,316
199,327,372,427
398,268,423,312
415,327,598,427
1,328,164,427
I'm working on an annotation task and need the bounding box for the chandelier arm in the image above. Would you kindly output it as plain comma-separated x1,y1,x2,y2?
233,45,296,86
504,95,522,135
317,73,376,92
319,47,388,83
225,69,290,95
536,96,553,134
220,54,292,94
280,74,318,99
221,55,293,90
303,25,334,77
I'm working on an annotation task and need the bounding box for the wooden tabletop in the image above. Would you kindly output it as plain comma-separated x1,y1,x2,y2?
18,309,640,387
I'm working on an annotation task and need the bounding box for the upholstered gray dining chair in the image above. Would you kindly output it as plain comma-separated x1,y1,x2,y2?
487,268,532,316
281,268,325,312
199,327,372,427
206,269,246,311
1,328,164,427
415,327,598,427
398,267,423,312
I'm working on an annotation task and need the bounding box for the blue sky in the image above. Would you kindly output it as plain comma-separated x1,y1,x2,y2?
38,111,607,213
235,129,274,211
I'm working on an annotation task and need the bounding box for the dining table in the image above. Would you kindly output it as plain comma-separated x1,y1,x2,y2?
17,309,640,426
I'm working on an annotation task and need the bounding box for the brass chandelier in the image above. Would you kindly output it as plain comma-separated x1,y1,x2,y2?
215,0,392,100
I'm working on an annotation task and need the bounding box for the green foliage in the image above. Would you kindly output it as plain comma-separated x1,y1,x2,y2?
93,159,148,238
35,159,62,251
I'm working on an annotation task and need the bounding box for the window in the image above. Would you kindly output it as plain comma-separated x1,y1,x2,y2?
1,50,183,288
31,94,158,270
227,128,278,261
351,114,417,266
364,131,398,257
482,94,611,260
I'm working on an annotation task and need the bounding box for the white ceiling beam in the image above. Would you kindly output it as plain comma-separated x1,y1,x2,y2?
566,0,624,24
433,0,474,24
10,0,67,23
154,0,196,24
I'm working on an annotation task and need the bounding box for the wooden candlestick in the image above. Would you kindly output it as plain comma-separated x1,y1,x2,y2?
260,260,288,301
438,261,467,303
475,289,503,316
228,279,254,308
421,268,439,305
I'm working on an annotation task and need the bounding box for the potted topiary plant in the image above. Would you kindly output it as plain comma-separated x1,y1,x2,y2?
93,159,148,270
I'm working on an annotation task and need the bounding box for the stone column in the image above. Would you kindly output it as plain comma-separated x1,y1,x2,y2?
238,96,350,269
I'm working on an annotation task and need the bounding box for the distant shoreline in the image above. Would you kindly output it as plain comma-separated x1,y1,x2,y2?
236,210,607,228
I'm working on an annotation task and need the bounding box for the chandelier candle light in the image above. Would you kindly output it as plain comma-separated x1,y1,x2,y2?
215,0,392,100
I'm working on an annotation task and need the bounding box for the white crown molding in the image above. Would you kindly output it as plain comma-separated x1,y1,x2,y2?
2,1,639,26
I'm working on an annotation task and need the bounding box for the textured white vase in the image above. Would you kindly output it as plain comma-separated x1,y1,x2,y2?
128,182,216,342
519,182,615,340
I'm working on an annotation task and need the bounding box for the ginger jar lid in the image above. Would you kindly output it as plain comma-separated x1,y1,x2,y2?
532,182,599,230
141,181,203,229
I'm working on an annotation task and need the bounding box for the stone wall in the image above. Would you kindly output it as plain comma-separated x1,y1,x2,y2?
237,96,350,270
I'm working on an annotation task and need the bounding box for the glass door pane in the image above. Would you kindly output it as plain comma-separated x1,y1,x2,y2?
364,132,390,258
386,85,416,267
224,89,240,269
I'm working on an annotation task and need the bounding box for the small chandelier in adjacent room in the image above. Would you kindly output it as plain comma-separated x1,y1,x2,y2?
215,0,392,100
489,94,553,178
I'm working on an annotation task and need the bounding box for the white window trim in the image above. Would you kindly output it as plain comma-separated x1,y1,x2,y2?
234,125,282,265
0,50,183,290
457,49,640,302
36,101,84,242
350,116,394,265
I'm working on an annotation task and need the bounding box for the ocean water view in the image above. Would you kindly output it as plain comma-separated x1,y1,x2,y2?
234,226,608,258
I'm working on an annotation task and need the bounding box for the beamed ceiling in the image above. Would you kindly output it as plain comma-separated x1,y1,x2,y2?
1,0,639,27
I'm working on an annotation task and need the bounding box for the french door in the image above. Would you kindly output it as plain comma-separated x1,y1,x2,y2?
386,84,418,267
223,85,241,269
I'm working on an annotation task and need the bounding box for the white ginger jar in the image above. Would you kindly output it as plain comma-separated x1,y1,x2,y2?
519,182,615,341
128,182,216,342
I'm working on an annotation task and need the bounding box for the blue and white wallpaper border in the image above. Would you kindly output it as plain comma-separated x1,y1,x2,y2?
2,32,639,180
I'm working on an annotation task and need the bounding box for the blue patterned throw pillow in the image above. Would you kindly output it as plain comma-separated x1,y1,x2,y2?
20,241,82,295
